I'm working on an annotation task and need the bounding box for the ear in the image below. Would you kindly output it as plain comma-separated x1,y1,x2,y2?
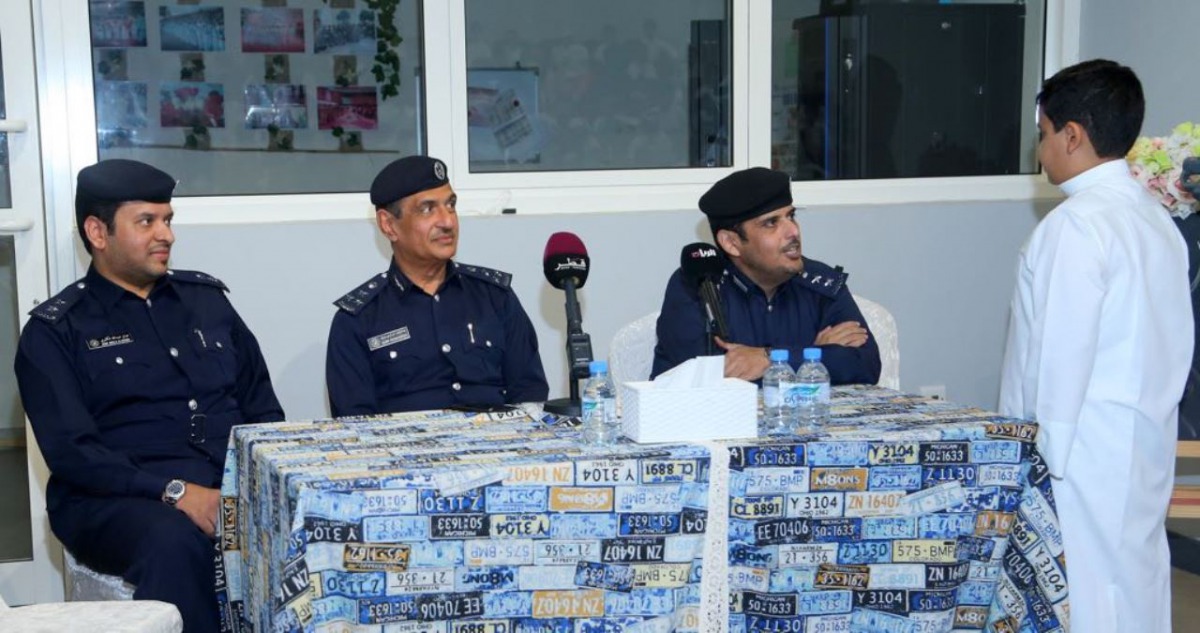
376,209,399,243
1063,121,1088,155
716,228,742,258
83,216,109,252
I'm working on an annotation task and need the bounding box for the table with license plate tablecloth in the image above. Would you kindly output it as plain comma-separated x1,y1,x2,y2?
217,386,1067,633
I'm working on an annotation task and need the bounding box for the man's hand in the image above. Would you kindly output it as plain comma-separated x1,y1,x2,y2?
814,321,869,348
715,337,770,381
174,483,220,537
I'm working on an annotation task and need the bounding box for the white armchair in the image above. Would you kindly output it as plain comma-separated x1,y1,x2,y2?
853,293,900,390
0,588,181,633
63,549,136,602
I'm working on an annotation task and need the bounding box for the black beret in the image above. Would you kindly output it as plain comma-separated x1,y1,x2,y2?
698,167,793,230
75,159,176,241
370,155,450,208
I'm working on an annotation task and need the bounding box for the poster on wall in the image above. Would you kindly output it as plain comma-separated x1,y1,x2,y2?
317,86,378,130
160,82,225,127
159,6,226,52
244,84,308,129
96,81,148,148
466,68,543,164
89,1,148,48
313,9,376,55
241,7,305,54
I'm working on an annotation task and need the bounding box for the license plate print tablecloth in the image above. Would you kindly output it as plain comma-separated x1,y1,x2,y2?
218,386,1067,632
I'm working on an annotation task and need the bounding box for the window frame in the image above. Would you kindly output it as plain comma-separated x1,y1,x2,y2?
36,0,1079,243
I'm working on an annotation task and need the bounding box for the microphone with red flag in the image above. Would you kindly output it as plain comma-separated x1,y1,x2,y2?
542,232,595,416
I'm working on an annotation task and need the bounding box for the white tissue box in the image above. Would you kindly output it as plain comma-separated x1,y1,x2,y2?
620,378,757,443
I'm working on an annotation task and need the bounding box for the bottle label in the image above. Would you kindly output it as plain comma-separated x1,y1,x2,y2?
783,382,829,406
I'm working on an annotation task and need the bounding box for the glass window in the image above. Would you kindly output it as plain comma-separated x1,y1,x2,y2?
772,0,1044,180
89,0,424,196
463,0,731,173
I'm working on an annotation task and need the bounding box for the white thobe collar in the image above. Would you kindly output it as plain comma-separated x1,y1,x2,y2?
1060,159,1131,196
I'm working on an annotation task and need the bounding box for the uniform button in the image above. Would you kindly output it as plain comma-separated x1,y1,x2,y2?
215,341,222,349
485,340,492,347
169,347,179,357
452,382,462,391
441,343,451,353
434,294,440,302
115,356,124,365
76,282,86,289
146,298,153,307
389,350,397,359
188,399,198,411
368,282,377,289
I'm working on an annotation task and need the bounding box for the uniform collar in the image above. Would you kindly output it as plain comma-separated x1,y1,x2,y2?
85,265,171,308
388,259,459,294
1060,159,1131,197
723,259,795,299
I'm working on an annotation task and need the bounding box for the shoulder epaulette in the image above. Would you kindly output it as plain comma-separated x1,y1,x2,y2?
29,281,88,323
167,269,229,291
335,272,389,314
456,263,512,289
797,258,848,298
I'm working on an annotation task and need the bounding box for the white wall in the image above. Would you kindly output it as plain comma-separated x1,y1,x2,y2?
1080,0,1199,137
169,198,1047,420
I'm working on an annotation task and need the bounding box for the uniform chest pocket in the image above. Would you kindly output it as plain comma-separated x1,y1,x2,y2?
457,320,506,382
82,343,157,387
370,343,428,391
191,326,238,381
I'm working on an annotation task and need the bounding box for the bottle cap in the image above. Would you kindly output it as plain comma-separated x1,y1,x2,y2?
589,360,608,374
769,349,789,362
803,347,822,361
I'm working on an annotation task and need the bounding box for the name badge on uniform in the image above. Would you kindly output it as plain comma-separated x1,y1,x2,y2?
368,326,411,351
87,334,134,350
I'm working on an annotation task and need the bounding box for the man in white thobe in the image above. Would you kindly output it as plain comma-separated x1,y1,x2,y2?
1001,59,1192,633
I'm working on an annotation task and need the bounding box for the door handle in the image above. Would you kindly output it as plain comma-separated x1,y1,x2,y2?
0,216,34,233
0,119,28,133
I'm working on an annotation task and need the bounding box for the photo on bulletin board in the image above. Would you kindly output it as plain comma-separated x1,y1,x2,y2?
241,7,305,54
465,68,543,165
244,84,308,129
159,6,225,52
160,81,225,127
317,86,378,130
96,81,148,131
89,1,147,48
313,8,376,55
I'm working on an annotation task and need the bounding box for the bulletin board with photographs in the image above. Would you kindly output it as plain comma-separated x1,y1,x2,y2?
88,0,422,196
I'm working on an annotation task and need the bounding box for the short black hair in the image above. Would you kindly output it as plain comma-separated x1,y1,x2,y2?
1037,59,1144,159
79,201,123,254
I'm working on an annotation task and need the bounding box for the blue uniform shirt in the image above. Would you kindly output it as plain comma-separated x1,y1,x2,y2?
326,260,549,416
14,266,284,511
651,257,882,384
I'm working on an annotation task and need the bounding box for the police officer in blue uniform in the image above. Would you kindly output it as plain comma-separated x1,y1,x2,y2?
651,167,881,384
14,159,284,632
326,155,548,416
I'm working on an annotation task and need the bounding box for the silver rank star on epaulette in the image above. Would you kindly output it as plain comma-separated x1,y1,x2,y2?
335,272,388,314
166,269,229,291
29,283,87,322
456,262,512,289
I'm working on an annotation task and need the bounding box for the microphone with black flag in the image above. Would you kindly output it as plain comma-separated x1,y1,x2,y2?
543,232,595,416
680,242,729,351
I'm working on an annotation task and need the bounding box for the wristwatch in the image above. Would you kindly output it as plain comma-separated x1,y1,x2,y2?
162,479,187,505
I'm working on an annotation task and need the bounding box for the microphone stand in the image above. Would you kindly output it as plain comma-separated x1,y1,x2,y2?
545,278,593,417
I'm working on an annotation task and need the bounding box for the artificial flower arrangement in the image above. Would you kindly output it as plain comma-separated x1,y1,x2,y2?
1127,122,1200,219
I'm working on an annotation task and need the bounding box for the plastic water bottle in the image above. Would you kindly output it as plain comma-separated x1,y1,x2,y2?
581,360,619,446
761,349,795,436
791,347,831,430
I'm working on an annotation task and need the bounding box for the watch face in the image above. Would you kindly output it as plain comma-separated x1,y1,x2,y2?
166,480,186,499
